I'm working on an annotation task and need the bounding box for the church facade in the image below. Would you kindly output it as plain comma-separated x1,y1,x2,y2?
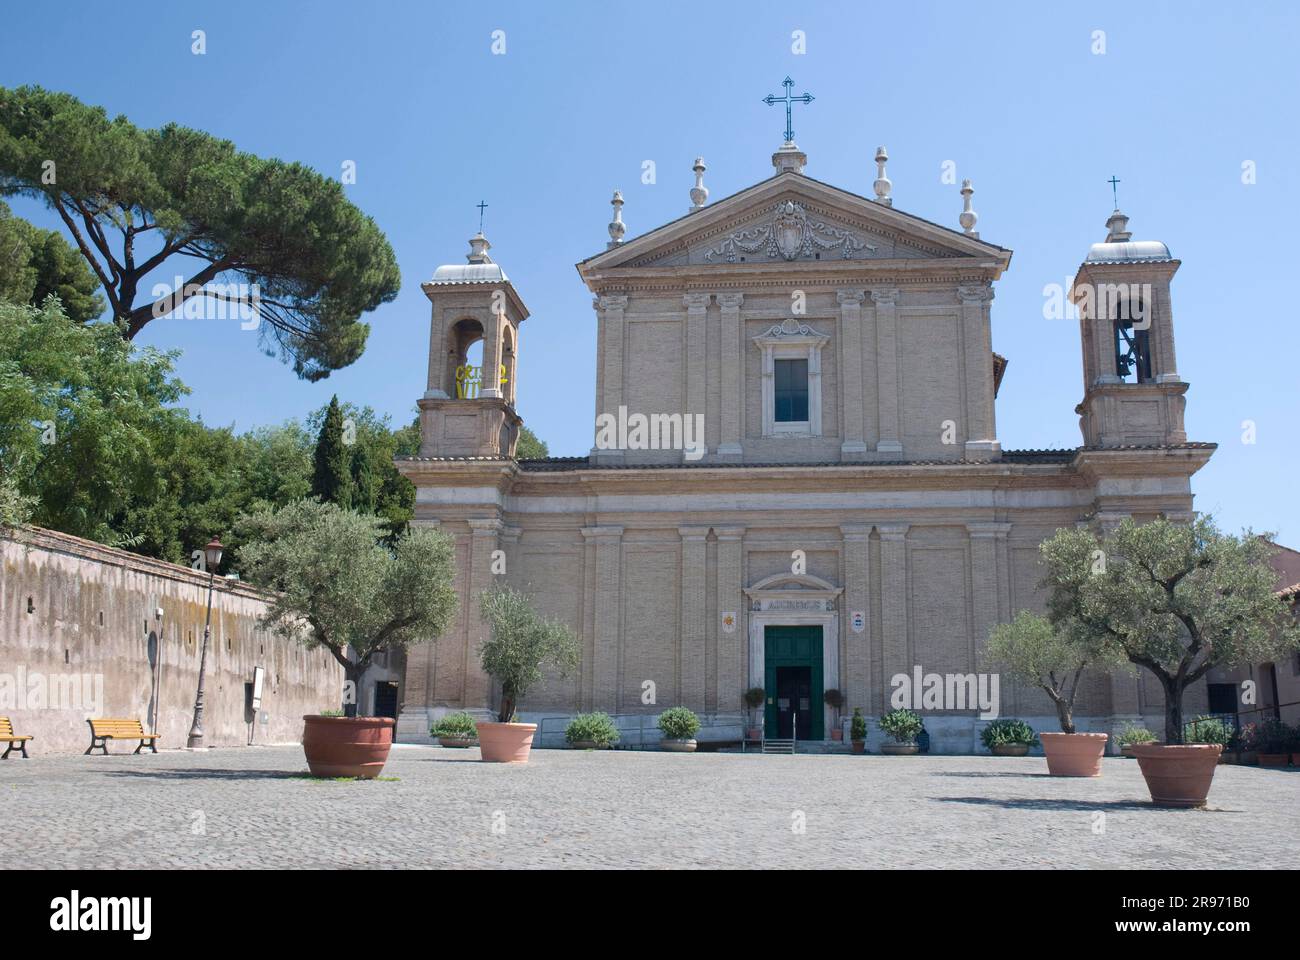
393,140,1215,752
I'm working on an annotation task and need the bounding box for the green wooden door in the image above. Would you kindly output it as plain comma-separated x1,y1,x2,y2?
763,625,824,740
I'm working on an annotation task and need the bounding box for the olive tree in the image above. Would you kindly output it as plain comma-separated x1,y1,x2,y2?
1039,515,1300,743
478,584,580,723
986,610,1118,733
236,499,457,713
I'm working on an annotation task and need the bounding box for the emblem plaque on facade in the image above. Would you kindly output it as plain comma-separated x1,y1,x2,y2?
704,200,875,263
851,610,866,633
721,612,737,634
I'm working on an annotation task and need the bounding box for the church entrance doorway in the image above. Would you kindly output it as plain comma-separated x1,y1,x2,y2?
764,625,823,740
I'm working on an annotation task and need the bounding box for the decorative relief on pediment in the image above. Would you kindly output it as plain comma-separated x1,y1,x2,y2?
754,317,829,341
704,200,876,263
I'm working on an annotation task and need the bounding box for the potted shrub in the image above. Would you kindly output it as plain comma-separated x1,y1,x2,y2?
849,708,868,754
431,711,478,748
658,706,701,752
236,500,458,779
986,609,1112,777
1039,517,1300,806
878,708,922,755
1290,723,1300,767
565,712,620,750
823,689,845,740
742,687,766,741
476,584,581,763
1253,718,1291,767
1184,715,1233,763
1117,723,1157,758
980,718,1039,757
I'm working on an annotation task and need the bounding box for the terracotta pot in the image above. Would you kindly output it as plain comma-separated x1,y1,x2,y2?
475,721,537,763
438,736,475,749
1132,743,1222,808
568,740,610,750
990,743,1030,757
880,742,919,756
831,729,844,741
746,727,763,741
1258,753,1288,768
301,715,394,779
660,738,697,752
1120,744,1135,758
850,740,866,755
1039,732,1108,777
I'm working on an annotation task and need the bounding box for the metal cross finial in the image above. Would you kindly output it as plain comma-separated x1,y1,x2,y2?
476,200,489,233
1108,176,1121,208
763,76,814,144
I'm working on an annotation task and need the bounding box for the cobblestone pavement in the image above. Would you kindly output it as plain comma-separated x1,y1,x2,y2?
2,744,1297,869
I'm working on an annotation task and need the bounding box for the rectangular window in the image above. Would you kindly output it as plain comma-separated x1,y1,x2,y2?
774,358,809,422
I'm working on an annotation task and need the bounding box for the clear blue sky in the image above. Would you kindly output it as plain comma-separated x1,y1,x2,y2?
3,1,1297,543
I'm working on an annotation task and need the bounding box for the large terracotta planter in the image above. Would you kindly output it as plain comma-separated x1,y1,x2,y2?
568,740,610,750
880,742,919,756
475,721,537,763
746,727,763,741
1039,732,1108,777
660,738,697,752
990,743,1030,757
438,736,475,749
1258,753,1288,768
830,729,844,741
302,715,394,779
850,740,866,755
1132,743,1222,808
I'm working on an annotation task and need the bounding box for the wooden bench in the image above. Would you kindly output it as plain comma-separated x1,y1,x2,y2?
86,718,160,755
0,717,33,759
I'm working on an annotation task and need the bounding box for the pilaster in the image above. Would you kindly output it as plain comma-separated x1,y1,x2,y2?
678,525,709,710
717,293,744,457
582,525,624,711
837,290,867,458
715,526,746,710
840,523,872,717
958,284,999,459
872,288,903,454
878,523,910,703
683,293,710,459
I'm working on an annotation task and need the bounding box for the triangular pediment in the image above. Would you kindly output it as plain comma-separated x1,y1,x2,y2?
578,172,1009,276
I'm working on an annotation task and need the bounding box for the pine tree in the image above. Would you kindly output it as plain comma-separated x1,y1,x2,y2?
311,395,353,509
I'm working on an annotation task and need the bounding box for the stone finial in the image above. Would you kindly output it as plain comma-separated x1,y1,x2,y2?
959,179,978,237
607,190,625,248
873,146,892,206
1105,208,1132,242
467,232,492,264
688,157,708,213
771,143,807,174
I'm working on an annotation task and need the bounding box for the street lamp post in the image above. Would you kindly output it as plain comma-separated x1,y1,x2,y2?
186,536,225,750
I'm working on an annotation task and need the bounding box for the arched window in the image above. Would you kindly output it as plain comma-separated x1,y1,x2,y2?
1113,295,1152,383
446,318,484,397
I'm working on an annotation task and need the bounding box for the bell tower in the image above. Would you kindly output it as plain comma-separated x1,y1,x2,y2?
417,231,529,458
1070,208,1187,447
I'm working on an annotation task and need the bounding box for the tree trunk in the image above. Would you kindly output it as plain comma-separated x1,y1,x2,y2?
1163,677,1185,744
1044,686,1075,733
498,694,516,724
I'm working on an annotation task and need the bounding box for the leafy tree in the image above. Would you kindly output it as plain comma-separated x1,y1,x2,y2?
235,499,458,714
478,584,581,723
311,395,352,509
0,199,103,322
0,86,400,380
515,424,548,459
0,295,185,542
240,421,313,507
1039,516,1300,743
308,400,414,538
985,610,1114,733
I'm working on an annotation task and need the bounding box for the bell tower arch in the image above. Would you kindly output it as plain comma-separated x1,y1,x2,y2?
417,231,530,458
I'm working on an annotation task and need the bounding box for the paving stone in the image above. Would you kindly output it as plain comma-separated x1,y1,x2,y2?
1,744,1296,869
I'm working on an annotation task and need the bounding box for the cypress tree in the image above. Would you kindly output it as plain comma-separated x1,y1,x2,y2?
311,395,353,508
351,443,376,513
